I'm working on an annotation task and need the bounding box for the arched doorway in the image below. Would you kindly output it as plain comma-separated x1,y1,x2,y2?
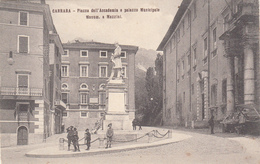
17,126,28,145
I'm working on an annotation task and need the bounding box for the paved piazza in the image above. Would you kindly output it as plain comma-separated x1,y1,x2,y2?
1,130,260,164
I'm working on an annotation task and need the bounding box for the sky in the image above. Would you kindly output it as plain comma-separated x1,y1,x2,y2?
46,0,182,50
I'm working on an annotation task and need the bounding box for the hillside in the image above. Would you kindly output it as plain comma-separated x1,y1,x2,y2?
135,48,158,70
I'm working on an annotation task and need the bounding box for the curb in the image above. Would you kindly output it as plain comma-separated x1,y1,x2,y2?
25,134,192,158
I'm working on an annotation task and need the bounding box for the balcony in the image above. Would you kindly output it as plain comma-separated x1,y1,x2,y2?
0,87,42,96
54,100,66,110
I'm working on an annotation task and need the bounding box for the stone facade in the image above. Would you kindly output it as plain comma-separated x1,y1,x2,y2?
0,1,65,147
157,0,259,127
61,42,138,131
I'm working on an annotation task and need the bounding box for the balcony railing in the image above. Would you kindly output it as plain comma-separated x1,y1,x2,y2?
0,87,42,96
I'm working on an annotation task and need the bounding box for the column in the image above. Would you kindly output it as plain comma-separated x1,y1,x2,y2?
244,44,255,104
227,56,235,115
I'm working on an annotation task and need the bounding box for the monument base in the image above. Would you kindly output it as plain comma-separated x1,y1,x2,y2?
104,80,133,130
103,113,132,131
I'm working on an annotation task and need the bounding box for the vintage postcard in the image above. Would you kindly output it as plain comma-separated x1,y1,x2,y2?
0,0,259,163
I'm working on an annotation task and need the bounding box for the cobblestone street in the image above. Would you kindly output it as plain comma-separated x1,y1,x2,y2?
1,129,260,164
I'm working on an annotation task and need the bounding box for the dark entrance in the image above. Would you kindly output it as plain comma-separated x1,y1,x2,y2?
17,126,28,145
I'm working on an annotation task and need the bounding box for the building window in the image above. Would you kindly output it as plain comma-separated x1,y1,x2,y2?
224,14,230,31
187,54,191,71
222,79,227,103
19,11,28,26
193,1,197,20
122,66,127,78
121,51,126,58
212,28,217,57
80,93,89,104
80,83,88,89
61,83,68,90
177,63,180,83
203,37,208,64
18,35,29,53
61,65,69,77
211,84,217,106
62,93,69,104
99,83,106,90
56,64,60,77
80,65,88,77
62,111,68,117
80,111,88,117
80,50,88,57
182,60,185,79
17,74,29,95
213,28,217,49
100,51,107,58
19,103,29,113
63,50,69,57
99,66,107,77
187,12,191,27
99,92,106,105
193,47,197,71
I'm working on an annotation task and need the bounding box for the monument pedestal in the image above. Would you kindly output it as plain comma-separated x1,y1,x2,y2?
103,80,132,130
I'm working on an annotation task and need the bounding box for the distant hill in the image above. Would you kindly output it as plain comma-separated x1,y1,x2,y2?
135,48,158,70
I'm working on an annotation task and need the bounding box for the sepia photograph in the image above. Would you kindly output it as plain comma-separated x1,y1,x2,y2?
0,0,259,163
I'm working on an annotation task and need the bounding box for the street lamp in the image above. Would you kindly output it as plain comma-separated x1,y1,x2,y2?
7,51,14,65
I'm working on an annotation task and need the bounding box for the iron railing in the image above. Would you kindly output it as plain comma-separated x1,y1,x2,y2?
0,87,42,96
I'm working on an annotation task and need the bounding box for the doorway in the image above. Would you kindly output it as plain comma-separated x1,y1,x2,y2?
17,126,28,145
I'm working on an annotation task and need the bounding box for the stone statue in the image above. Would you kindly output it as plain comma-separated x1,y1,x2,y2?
108,42,123,81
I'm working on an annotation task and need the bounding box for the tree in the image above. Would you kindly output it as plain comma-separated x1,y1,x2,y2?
135,53,163,126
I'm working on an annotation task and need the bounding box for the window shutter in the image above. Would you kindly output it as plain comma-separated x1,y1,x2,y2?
18,75,28,88
20,12,27,25
19,36,28,53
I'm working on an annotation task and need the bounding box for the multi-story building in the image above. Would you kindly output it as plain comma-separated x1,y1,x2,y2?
61,41,138,130
157,0,259,127
0,0,65,147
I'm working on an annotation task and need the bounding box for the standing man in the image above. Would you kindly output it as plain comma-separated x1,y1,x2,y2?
72,128,80,152
108,42,122,81
67,126,74,151
208,115,214,134
132,119,137,130
84,128,91,150
105,123,114,148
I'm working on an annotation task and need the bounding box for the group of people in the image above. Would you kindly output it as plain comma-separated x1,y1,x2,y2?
132,119,142,130
66,126,80,152
66,123,114,151
66,126,91,152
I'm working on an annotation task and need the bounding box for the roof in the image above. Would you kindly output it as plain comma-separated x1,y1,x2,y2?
157,0,191,51
63,41,139,52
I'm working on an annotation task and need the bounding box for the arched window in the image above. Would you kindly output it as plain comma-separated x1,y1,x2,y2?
61,83,68,90
80,83,88,89
99,83,105,90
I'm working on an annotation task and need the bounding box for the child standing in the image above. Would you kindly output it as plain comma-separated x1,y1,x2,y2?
105,123,114,148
